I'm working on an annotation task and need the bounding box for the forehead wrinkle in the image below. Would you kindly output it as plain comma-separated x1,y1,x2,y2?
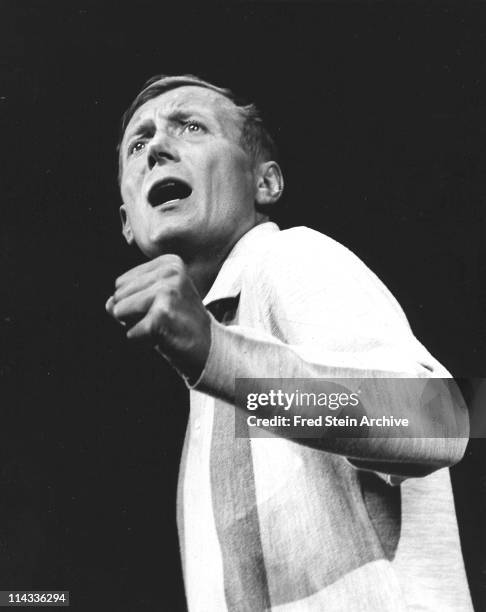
125,86,244,145
124,117,154,141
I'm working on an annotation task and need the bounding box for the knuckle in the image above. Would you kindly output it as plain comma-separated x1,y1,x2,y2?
160,254,184,275
154,279,165,293
152,298,177,329
165,285,180,302
155,279,180,302
163,253,183,266
152,297,169,318
166,264,182,278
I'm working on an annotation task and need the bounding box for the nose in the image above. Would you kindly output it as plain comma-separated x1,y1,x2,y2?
147,132,179,170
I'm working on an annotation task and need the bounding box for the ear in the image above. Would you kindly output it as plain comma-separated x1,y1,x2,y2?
255,161,284,206
119,205,134,244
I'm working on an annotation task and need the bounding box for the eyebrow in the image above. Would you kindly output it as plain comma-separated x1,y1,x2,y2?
124,106,223,142
124,120,155,144
124,106,216,144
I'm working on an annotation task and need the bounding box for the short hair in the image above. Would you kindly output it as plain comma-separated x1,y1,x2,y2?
117,74,278,182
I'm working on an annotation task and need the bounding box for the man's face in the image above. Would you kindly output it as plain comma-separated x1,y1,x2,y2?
119,85,259,259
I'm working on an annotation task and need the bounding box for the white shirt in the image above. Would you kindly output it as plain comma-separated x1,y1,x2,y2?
178,222,472,611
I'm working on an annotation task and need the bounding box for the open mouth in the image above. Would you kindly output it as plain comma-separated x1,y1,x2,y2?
147,178,192,207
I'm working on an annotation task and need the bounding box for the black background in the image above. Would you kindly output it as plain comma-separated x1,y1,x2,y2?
2,2,486,610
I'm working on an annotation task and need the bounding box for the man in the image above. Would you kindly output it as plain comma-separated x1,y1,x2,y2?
106,74,472,611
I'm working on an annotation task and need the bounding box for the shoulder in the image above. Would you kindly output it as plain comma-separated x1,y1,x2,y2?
247,225,408,323
262,225,340,251
257,225,381,284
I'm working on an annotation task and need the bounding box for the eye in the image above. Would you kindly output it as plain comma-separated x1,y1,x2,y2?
128,140,147,156
181,120,205,134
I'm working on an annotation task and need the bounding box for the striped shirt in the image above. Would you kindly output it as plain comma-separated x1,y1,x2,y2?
178,222,472,611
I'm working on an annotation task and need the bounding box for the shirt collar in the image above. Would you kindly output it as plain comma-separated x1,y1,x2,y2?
203,221,280,307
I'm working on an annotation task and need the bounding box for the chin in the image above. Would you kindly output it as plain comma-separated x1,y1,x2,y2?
140,223,200,259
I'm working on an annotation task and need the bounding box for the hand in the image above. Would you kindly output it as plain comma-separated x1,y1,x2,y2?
106,254,211,381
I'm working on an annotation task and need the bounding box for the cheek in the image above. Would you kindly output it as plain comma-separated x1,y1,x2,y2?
206,151,253,195
120,187,135,218
227,161,255,202
120,173,140,210
121,158,145,198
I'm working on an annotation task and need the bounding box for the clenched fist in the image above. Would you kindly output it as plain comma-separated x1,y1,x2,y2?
106,254,211,381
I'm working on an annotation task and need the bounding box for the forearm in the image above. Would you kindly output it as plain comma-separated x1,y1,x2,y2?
190,317,469,475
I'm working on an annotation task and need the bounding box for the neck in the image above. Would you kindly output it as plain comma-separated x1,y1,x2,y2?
185,216,269,298
186,256,224,299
